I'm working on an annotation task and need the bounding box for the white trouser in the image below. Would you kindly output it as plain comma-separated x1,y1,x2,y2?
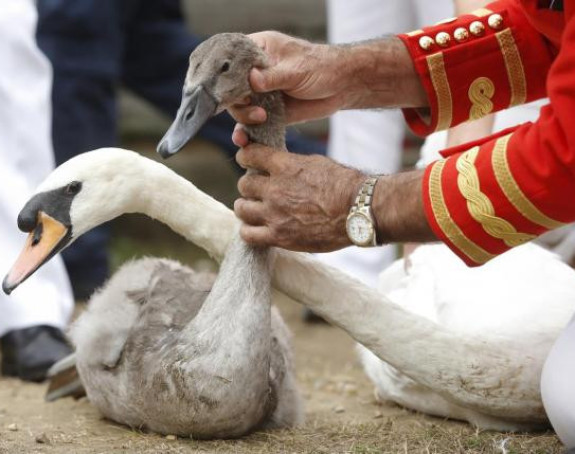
542,313,575,448
0,0,73,337
317,0,455,288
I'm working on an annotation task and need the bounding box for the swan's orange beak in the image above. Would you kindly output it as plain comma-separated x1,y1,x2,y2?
2,212,69,295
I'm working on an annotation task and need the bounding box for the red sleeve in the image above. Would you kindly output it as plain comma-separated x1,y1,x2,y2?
397,1,554,136
421,11,575,266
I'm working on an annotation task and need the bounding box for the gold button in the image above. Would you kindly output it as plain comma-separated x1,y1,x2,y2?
487,13,503,30
454,27,469,42
469,21,485,36
419,36,435,51
435,32,451,47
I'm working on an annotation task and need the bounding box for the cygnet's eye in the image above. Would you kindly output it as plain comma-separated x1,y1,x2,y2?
221,62,230,73
64,181,82,196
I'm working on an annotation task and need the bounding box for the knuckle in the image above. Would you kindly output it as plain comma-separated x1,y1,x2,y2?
270,151,290,171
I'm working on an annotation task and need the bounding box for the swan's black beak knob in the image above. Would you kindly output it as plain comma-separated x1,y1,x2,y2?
157,85,218,159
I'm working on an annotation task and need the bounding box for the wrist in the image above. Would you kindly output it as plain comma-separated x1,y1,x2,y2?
371,170,437,244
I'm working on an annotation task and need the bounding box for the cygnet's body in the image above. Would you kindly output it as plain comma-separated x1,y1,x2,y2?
72,245,300,437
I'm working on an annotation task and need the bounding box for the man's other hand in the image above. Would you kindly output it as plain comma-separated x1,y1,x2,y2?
234,143,365,252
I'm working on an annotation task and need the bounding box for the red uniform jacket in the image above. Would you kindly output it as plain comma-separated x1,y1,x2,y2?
398,0,575,266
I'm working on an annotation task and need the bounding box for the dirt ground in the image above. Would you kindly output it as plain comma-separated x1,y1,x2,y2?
0,144,564,453
0,295,564,454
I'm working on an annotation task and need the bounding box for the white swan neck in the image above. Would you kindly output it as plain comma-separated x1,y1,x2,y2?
133,160,238,261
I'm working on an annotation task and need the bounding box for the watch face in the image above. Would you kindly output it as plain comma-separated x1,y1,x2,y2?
346,213,374,246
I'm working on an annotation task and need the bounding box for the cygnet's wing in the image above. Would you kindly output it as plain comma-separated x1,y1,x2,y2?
55,259,215,402
70,258,215,373
128,260,215,330
121,260,216,364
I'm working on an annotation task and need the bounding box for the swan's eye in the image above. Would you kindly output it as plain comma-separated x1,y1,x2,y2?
64,181,82,195
221,62,230,73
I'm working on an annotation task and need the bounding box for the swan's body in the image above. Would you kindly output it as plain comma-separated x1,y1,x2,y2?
358,242,575,430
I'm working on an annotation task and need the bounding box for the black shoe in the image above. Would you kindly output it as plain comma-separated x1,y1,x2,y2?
1,326,73,382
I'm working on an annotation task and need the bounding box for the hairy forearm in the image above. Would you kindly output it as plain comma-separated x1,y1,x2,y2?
337,37,428,110
372,170,437,244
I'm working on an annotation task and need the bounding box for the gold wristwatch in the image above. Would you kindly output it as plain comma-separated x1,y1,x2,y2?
345,176,379,247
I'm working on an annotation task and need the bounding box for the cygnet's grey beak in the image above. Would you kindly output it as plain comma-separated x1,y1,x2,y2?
157,85,218,159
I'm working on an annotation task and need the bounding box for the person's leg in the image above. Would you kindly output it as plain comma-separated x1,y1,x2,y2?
0,0,73,380
49,74,116,299
36,0,124,299
315,0,414,288
541,314,575,449
412,0,455,27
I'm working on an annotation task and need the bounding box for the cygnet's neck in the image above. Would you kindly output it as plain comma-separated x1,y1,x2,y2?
243,91,286,150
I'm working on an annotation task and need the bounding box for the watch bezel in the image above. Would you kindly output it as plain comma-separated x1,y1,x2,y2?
346,211,375,247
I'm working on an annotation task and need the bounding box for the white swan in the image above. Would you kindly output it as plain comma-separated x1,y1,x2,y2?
358,242,575,430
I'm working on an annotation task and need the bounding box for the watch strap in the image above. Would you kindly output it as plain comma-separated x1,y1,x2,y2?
350,176,378,214
348,176,380,246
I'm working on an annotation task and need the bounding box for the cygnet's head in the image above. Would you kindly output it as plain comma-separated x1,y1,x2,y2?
157,33,267,158
2,148,150,295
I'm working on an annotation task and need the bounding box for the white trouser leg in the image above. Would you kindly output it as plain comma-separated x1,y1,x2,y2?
541,314,575,449
319,0,453,287
0,0,73,336
410,0,455,27
320,0,412,287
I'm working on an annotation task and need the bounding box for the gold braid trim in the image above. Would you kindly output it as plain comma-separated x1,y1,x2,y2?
468,77,495,120
492,134,565,230
426,53,453,131
496,29,527,108
428,160,495,264
456,147,536,247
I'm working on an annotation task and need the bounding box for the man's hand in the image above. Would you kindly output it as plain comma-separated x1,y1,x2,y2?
234,144,365,252
230,31,353,126
229,31,427,127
